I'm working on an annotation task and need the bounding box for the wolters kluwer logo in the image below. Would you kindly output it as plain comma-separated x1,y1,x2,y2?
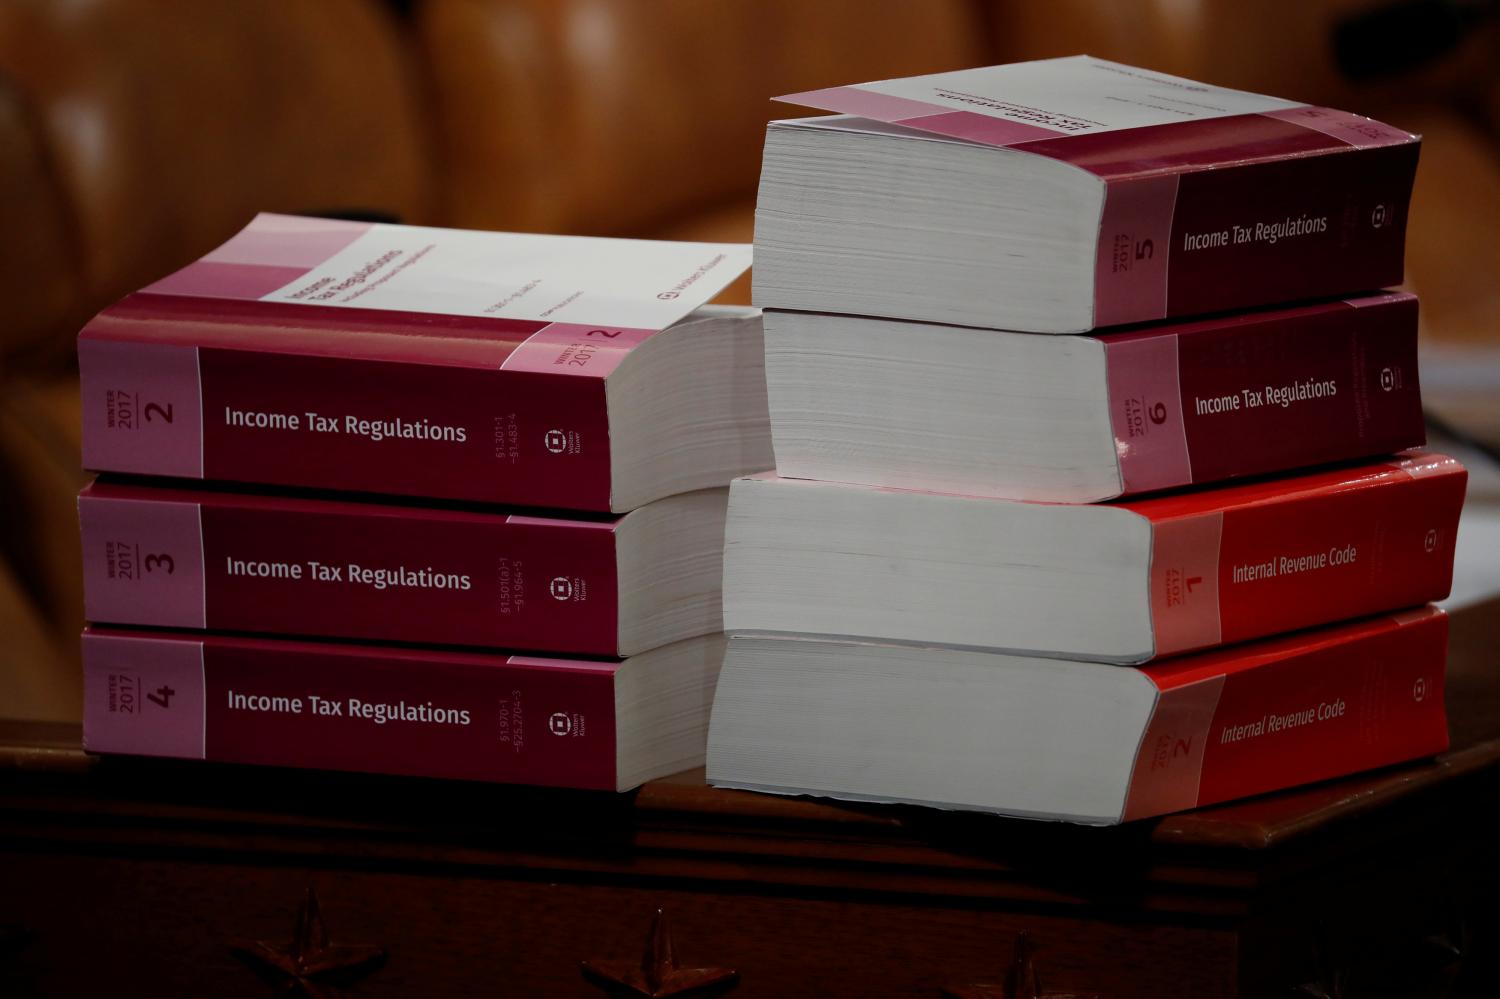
544,429,568,453
1371,204,1387,228
550,576,573,600
549,712,572,736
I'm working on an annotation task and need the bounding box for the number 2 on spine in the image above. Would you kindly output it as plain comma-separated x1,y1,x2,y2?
144,402,174,423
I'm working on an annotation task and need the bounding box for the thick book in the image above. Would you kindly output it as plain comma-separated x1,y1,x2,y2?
79,214,772,512
765,292,1423,502
79,479,727,657
724,452,1465,663
754,56,1419,333
707,607,1449,824
82,628,725,791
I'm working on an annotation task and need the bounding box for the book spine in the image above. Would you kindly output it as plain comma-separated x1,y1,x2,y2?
1089,127,1418,326
1123,611,1448,820
78,337,615,510
1149,463,1466,656
1103,295,1424,494
79,492,621,655
81,631,619,789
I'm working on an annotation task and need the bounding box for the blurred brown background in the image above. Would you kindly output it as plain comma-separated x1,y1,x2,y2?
3,0,1499,737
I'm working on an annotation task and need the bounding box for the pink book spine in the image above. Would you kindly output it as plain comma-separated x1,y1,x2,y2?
1023,110,1420,326
1103,293,1425,495
78,485,623,655
78,321,617,511
82,629,621,789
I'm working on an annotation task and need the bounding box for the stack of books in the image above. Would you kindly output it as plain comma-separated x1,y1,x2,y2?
706,57,1468,824
77,214,773,791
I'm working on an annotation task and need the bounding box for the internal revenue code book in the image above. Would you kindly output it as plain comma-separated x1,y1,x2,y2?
724,452,1465,663
79,214,771,511
708,609,1449,824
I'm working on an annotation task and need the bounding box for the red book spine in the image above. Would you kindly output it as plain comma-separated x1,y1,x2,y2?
1103,293,1424,495
1146,455,1466,657
78,314,615,511
81,629,621,789
79,483,622,655
1124,608,1448,820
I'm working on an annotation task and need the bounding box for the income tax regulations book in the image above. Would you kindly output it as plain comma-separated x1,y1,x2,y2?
707,608,1449,825
765,292,1423,502
755,56,1419,332
723,452,1466,664
79,479,728,657
79,214,770,512
83,629,724,791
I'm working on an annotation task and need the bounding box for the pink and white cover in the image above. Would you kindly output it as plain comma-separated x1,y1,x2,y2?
779,57,1418,327
78,217,755,510
138,214,750,375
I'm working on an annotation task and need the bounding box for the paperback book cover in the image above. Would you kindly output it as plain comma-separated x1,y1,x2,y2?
79,479,727,656
83,629,725,791
764,291,1424,501
724,452,1466,662
758,56,1418,331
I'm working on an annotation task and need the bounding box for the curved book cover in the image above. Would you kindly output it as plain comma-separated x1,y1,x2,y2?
78,479,727,657
82,628,726,792
77,214,770,512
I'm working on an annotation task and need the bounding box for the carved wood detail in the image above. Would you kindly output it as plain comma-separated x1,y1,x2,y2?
942,932,1102,999
231,886,386,998
1287,931,1356,999
1291,970,1348,999
1288,901,1471,999
0,922,34,960
581,908,738,998
1418,904,1468,998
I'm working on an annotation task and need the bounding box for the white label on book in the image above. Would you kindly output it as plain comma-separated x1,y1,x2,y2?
145,214,752,331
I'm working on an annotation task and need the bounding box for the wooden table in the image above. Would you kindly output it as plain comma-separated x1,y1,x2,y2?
3,599,1498,998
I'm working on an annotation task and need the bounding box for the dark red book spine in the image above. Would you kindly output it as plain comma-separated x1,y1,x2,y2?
1125,608,1448,820
1162,143,1415,318
1025,111,1420,326
1104,293,1424,494
82,629,621,789
79,482,622,655
1144,454,1467,657
78,299,615,510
